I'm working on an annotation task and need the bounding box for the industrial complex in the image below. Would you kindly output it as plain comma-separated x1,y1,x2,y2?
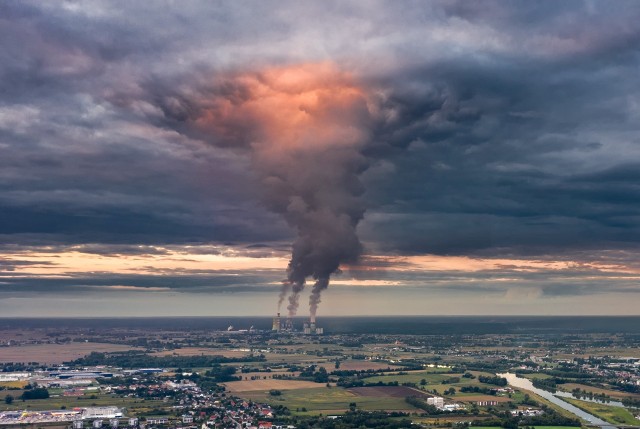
271,313,323,335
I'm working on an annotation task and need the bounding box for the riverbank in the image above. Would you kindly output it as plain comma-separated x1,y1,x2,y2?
499,373,614,428
561,397,640,426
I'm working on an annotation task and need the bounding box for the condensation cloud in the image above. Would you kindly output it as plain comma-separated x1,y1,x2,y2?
192,63,376,320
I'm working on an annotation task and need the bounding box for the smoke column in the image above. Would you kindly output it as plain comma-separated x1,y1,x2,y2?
190,63,374,319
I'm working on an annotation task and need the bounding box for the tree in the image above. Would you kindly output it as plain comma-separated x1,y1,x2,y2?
5,395,14,405
20,388,49,400
314,367,329,383
420,379,427,386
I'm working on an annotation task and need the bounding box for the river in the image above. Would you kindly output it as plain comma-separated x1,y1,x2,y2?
498,373,618,429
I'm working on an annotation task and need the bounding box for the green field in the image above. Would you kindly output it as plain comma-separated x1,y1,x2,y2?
237,386,419,415
562,398,640,425
361,371,503,397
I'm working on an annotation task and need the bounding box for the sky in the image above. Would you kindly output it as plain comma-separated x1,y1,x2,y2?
2,1,640,317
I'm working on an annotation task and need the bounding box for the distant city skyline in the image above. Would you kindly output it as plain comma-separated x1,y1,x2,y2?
1,1,640,317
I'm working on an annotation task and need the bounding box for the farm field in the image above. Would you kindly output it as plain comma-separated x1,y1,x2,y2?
562,398,640,425
360,370,506,397
224,379,325,392
362,371,463,385
347,386,433,399
236,386,420,414
0,343,138,364
0,380,29,389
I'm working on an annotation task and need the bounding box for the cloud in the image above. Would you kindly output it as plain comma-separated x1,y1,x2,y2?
2,1,640,314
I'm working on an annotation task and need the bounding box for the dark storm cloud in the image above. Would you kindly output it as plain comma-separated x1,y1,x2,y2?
0,270,281,296
0,258,55,271
361,53,640,254
2,0,640,261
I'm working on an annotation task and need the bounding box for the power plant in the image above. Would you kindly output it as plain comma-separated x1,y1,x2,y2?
303,320,323,335
271,313,294,332
271,313,281,331
272,313,323,334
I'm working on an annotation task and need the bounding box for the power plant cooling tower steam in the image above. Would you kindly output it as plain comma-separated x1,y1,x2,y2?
165,63,375,320
252,65,373,320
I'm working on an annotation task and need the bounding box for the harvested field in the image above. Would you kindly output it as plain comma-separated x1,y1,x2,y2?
347,386,432,399
0,381,28,389
151,347,250,358
237,386,419,413
0,343,138,364
224,379,324,392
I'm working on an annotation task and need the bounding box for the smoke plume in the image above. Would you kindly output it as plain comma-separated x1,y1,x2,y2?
170,63,374,319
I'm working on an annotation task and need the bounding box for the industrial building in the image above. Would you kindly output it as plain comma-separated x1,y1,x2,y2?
271,313,294,332
82,407,122,420
272,313,323,334
303,320,323,335
272,313,281,331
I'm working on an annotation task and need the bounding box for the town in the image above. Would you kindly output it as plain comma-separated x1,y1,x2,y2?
1,317,639,429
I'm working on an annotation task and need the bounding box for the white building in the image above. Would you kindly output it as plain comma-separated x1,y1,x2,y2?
442,404,463,411
0,372,31,381
83,407,123,420
426,396,444,408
